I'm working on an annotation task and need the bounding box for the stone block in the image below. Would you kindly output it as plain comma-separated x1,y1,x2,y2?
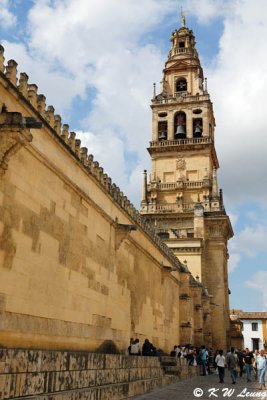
54,371,75,392
87,353,105,370
0,374,6,399
76,370,96,388
0,363,5,375
75,388,98,400
0,350,7,364
95,369,117,386
145,378,162,393
160,356,177,366
7,373,17,399
104,354,122,369
27,350,42,372
41,351,62,372
98,383,129,400
129,368,142,382
47,371,56,393
20,372,45,396
114,368,128,383
1,374,11,399
8,349,28,373
127,356,138,368
128,380,147,397
121,356,133,369
141,368,151,379
150,367,163,378
69,352,88,371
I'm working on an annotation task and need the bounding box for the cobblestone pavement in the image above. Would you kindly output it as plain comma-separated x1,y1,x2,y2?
132,372,266,400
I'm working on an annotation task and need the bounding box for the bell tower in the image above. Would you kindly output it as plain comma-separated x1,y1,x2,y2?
141,14,233,349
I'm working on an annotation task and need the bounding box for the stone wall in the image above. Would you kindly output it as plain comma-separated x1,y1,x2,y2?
0,349,199,400
0,46,213,353
0,49,187,353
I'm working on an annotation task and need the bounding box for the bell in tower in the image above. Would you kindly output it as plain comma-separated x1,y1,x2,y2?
193,118,203,138
174,112,186,139
158,121,167,141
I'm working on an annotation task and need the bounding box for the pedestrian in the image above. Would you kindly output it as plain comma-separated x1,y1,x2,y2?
188,347,194,366
130,338,141,355
170,345,177,357
142,339,156,356
226,347,238,384
244,348,254,382
253,349,259,380
128,337,134,355
237,349,244,377
256,349,266,390
175,345,182,363
200,345,207,376
215,349,226,383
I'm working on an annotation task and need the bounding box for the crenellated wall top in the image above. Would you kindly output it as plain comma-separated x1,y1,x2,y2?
0,46,187,272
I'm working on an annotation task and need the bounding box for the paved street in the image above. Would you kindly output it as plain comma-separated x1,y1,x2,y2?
132,372,265,400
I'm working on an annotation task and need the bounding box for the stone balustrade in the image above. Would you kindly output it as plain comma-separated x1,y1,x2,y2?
152,93,210,105
148,180,207,191
150,137,212,148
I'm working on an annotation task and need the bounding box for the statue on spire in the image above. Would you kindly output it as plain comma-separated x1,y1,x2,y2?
180,7,186,28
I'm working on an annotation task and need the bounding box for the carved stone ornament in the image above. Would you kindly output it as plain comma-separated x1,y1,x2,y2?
194,204,204,217
0,112,33,176
176,158,186,170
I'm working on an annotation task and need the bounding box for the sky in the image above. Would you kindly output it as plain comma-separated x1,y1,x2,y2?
0,0,267,312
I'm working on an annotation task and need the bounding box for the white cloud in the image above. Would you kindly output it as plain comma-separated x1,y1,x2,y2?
22,0,267,208
2,0,267,211
181,0,232,24
2,0,178,204
0,0,16,28
228,252,241,273
245,270,267,310
2,41,85,111
230,224,267,258
204,1,267,205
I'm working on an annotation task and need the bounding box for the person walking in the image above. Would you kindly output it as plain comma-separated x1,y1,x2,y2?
244,348,254,382
227,347,238,384
256,349,266,390
237,349,245,377
215,350,226,383
200,345,207,376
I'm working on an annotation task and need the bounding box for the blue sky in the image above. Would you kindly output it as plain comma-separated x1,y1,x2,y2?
0,0,267,312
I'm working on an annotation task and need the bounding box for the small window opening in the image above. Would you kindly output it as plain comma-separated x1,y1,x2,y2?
252,323,258,331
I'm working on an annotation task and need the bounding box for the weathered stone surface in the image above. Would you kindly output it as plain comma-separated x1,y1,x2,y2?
0,350,200,399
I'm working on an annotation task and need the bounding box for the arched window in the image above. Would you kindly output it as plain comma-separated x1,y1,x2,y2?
158,121,167,140
176,78,187,92
174,112,186,139
193,118,203,138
